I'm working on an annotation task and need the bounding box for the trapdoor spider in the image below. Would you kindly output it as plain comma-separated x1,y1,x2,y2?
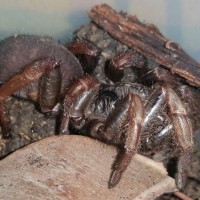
0,34,198,190
68,46,196,189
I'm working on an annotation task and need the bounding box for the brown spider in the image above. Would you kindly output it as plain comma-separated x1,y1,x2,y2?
0,35,198,190
70,49,199,189
68,37,199,189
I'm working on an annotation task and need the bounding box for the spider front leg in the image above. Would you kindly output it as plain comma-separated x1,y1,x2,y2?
59,75,100,134
0,58,59,138
88,93,144,188
164,87,193,189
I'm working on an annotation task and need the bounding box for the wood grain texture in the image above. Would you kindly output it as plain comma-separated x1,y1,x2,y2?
0,135,176,200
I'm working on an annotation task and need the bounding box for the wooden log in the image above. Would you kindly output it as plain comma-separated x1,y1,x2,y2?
89,4,200,87
0,135,176,200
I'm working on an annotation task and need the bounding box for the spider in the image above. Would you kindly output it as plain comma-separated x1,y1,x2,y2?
0,34,198,190
67,45,198,189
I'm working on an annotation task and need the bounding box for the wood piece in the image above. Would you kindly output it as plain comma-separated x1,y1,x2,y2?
89,4,200,87
0,135,176,200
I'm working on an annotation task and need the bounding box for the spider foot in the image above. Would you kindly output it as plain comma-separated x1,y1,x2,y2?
176,147,193,189
108,169,122,188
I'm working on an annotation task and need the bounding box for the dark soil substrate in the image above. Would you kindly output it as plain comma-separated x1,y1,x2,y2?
0,97,56,158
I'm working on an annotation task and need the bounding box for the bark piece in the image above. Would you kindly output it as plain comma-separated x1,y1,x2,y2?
89,4,200,87
0,135,176,200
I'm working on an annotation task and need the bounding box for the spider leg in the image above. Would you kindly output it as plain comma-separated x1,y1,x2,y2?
0,58,59,100
0,58,59,138
67,38,101,74
39,65,61,114
59,75,100,134
142,86,166,132
164,86,193,189
88,93,144,188
106,50,147,82
67,38,100,57
141,66,180,87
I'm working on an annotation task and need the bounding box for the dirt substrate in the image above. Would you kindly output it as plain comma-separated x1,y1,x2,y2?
0,97,56,158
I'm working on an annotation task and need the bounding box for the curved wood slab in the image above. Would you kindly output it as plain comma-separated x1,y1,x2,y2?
0,135,176,199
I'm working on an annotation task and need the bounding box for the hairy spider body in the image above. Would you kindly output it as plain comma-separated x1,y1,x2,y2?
0,32,198,190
